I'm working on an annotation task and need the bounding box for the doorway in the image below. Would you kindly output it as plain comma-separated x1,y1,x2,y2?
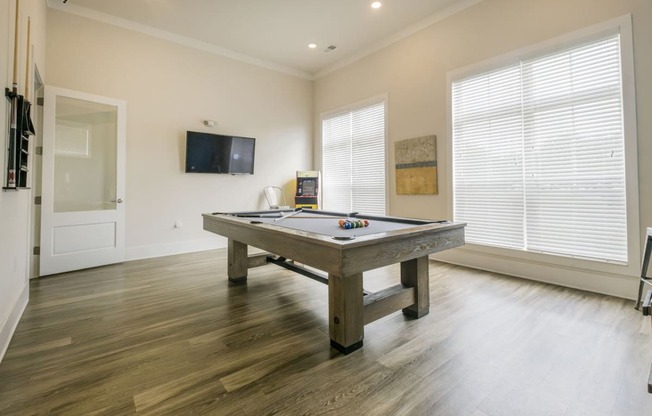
39,86,126,276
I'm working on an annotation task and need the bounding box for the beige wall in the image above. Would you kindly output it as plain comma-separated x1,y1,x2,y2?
314,0,652,298
45,9,313,258
0,0,47,360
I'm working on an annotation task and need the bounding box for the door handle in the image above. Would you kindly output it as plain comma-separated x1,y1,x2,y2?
110,198,124,203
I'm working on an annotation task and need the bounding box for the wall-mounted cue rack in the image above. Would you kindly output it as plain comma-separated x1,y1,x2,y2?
4,89,30,190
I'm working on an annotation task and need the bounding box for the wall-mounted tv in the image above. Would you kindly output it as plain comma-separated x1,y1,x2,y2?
185,131,255,175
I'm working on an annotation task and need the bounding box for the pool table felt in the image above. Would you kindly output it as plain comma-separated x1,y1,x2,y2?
237,211,434,239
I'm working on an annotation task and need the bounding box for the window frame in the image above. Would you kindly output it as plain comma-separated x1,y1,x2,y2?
318,94,389,215
446,15,640,277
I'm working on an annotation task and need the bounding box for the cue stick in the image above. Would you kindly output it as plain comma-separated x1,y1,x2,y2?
226,213,283,218
12,0,19,93
24,17,29,100
274,208,303,222
274,215,349,219
22,16,35,137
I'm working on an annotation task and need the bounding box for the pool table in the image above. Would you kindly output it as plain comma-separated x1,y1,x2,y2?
202,209,465,353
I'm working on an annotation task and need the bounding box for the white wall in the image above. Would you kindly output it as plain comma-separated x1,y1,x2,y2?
313,0,652,299
45,9,314,260
0,0,47,362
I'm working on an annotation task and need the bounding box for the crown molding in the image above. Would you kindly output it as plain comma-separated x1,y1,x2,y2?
314,0,485,79
46,0,313,80
46,0,485,81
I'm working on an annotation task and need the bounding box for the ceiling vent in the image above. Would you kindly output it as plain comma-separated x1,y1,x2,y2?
323,45,337,53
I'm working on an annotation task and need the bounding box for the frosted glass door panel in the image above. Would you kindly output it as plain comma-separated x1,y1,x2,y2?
54,96,118,213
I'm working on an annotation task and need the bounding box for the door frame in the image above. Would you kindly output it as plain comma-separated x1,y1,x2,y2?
28,66,43,279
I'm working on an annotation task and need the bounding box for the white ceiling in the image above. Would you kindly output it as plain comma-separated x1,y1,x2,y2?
47,0,482,79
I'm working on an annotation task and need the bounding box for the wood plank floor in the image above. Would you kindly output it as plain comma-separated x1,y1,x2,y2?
0,250,651,415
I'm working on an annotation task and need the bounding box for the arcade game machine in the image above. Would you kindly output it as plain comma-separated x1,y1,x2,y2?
295,170,321,209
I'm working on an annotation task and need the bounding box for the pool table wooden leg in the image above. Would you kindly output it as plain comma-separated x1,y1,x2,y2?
328,272,364,354
401,256,430,318
227,239,248,285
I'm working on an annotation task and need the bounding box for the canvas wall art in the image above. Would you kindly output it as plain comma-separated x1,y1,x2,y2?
395,135,438,195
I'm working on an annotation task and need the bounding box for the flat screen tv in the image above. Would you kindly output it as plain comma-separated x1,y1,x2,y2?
185,131,255,174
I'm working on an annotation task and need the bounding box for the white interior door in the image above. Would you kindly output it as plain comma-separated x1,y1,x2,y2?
40,86,126,276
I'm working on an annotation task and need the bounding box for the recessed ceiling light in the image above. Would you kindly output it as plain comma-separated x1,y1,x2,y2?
308,43,317,49
371,1,382,9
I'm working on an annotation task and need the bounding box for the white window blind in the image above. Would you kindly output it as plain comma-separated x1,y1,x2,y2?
452,33,628,263
322,100,386,215
452,65,525,250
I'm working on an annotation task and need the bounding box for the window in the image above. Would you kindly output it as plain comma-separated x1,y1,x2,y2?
452,31,633,264
321,99,386,215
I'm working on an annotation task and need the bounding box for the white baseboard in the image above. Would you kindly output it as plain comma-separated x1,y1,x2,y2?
0,283,29,364
125,237,227,262
433,248,639,300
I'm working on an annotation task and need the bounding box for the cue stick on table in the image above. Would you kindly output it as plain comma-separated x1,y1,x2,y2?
272,215,349,219
273,210,359,220
274,208,304,222
212,212,283,218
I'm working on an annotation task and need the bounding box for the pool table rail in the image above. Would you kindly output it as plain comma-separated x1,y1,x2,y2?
203,212,464,277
